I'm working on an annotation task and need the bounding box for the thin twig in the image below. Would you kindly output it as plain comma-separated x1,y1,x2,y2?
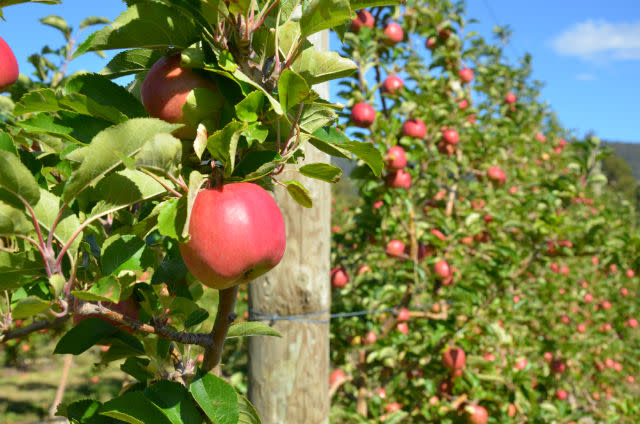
201,286,239,372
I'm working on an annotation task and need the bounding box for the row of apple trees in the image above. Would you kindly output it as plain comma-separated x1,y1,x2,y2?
0,0,394,422
328,1,639,423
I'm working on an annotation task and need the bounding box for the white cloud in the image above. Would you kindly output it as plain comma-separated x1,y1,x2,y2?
576,73,596,81
551,20,640,61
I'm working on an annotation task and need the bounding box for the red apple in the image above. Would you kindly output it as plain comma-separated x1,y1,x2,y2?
385,402,401,413
487,166,506,186
551,360,566,374
514,357,527,370
397,308,410,321
426,37,436,50
351,102,376,128
382,75,404,94
626,269,635,278
386,240,406,258
442,128,459,145
397,322,409,334
458,99,469,109
386,169,411,189
505,92,517,104
331,267,349,288
141,54,222,139
458,68,474,84
402,118,426,139
385,146,407,170
179,183,286,290
621,287,629,296
0,36,19,92
535,132,547,143
434,260,451,279
430,229,446,241
465,405,488,424
364,330,377,345
556,389,567,401
584,293,593,303
577,323,587,333
601,300,611,310
357,264,372,275
329,369,346,386
383,22,404,44
483,353,496,362
626,318,638,328
442,347,466,370
350,10,374,33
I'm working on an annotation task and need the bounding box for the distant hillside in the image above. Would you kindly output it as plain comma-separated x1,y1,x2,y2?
604,141,640,180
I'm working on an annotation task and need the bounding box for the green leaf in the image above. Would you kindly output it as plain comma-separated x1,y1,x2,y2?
292,46,357,85
298,103,338,133
189,373,239,424
235,91,265,123
13,88,62,115
17,111,113,145
135,133,182,175
54,318,118,354
181,87,226,134
182,171,208,239
144,380,202,424
0,130,18,156
63,73,147,119
237,394,261,424
299,163,342,183
101,234,152,276
227,322,282,338
231,150,282,181
71,275,120,303
300,0,352,38
283,180,312,208
40,14,70,38
309,127,383,176
120,357,152,383
88,168,172,220
184,308,209,328
157,197,188,242
33,189,82,256
0,151,42,206
63,118,180,201
278,69,310,113
74,2,199,57
0,251,43,290
49,274,66,297
79,16,110,29
0,201,31,235
231,68,283,115
99,391,173,424
59,399,111,424
350,0,400,8
100,48,165,79
12,296,50,319
207,121,246,176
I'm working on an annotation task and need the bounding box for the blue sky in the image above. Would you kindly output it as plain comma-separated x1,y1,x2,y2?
1,0,639,142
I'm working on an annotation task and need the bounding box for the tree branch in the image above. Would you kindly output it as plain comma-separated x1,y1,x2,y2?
0,314,70,342
201,286,239,372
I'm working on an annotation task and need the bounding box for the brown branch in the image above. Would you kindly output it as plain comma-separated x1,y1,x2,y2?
0,314,70,342
49,354,73,418
355,350,368,417
201,286,239,372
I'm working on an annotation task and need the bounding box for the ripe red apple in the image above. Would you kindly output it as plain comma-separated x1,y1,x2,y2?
487,166,506,186
505,92,517,104
426,37,437,50
386,169,411,189
382,75,404,94
73,297,139,334
434,260,451,279
141,54,222,139
577,323,587,333
383,22,404,44
329,369,346,386
438,28,451,41
385,146,407,170
556,389,567,401
397,322,409,334
514,357,527,370
385,402,401,413
179,183,286,290
350,10,374,33
584,293,593,303
402,118,426,139
438,141,456,155
386,240,406,258
442,128,459,145
483,353,495,362
551,360,566,374
458,68,474,84
357,264,372,275
442,347,466,370
465,405,488,424
351,102,376,128
430,229,446,241
331,267,349,288
397,308,410,321
0,36,19,92
535,132,546,143
621,287,629,296
626,318,638,328
364,330,377,345
458,99,469,109
507,403,516,418
601,300,611,310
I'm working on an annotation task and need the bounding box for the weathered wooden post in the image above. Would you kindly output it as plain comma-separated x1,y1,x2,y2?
247,29,332,424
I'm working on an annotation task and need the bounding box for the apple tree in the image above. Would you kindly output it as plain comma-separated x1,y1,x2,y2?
329,1,639,423
0,0,398,422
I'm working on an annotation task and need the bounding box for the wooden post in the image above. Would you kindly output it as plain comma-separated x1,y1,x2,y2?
247,30,331,424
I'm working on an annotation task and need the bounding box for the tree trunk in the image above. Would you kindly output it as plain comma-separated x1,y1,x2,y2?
247,30,331,424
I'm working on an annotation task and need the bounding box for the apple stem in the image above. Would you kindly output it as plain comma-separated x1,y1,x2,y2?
201,286,239,372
